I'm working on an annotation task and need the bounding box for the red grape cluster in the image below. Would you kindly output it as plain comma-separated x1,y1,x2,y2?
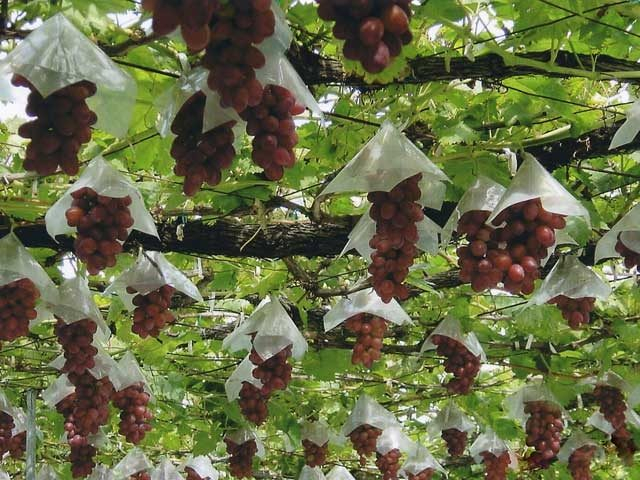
316,0,413,73
524,400,563,469
12,75,96,176
203,0,275,113
65,187,133,275
170,91,237,196
67,372,114,439
249,346,293,396
0,278,39,342
456,210,500,292
128,285,176,339
593,385,637,460
376,449,402,480
7,431,25,459
431,334,481,394
238,382,269,426
0,411,20,458
480,451,511,480
224,437,258,479
407,469,434,480
240,85,304,181
111,382,153,445
615,236,639,269
69,443,97,478
441,428,467,457
344,313,387,368
349,424,382,465
548,296,596,329
303,439,329,467
130,473,151,480
185,467,207,480
54,318,98,375
568,445,596,480
368,174,424,302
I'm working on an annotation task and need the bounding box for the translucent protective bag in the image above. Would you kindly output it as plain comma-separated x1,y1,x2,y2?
183,456,218,480
0,13,136,138
376,425,413,455
226,429,266,459
557,430,604,464
0,389,26,436
49,347,119,381
0,471,8,480
504,383,565,428
341,394,399,436
609,100,640,150
112,448,153,479
53,274,110,337
323,288,412,332
487,153,590,227
595,203,640,263
222,295,307,361
111,352,152,397
325,466,355,480
45,156,159,242
152,458,184,480
105,250,203,310
225,355,263,402
42,374,75,409
257,0,294,54
36,465,59,480
428,402,475,436
88,465,113,480
421,315,486,361
527,255,611,306
399,442,446,479
468,429,517,470
299,466,326,480
301,419,331,447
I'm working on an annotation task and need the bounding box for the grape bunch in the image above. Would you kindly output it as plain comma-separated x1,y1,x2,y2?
7,431,26,459
480,451,511,480
593,385,637,460
128,285,176,339
441,428,467,457
548,295,596,329
0,278,39,342
524,400,563,469
65,187,133,275
170,91,237,196
456,210,501,292
0,411,15,456
70,443,97,478
303,439,329,467
67,372,114,438
249,345,293,396
407,469,434,480
568,445,596,480
344,313,388,368
316,0,413,73
376,449,402,480
431,334,481,395
111,382,153,445
615,235,639,270
12,75,96,176
55,318,98,375
240,85,304,181
130,473,151,480
238,382,269,426
224,437,258,479
185,467,208,480
349,424,382,465
368,174,424,302
203,0,275,113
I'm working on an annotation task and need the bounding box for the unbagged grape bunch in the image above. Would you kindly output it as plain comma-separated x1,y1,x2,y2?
548,295,596,329
349,424,382,465
55,318,98,375
480,451,510,480
130,473,151,480
70,443,97,478
240,85,304,181
0,411,15,456
407,469,434,480
12,75,96,176
303,439,329,467
249,346,293,396
316,0,413,73
185,467,207,480
170,91,237,196
368,174,424,302
238,382,269,426
225,438,258,479
524,400,563,469
441,428,467,457
344,313,388,368
615,235,639,270
0,278,39,342
376,449,402,480
593,385,637,461
111,382,153,445
65,187,133,275
568,445,596,480
67,372,114,438
456,210,500,292
128,285,176,339
431,334,481,394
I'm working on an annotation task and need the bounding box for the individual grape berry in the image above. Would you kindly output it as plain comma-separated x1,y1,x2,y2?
55,318,98,375
441,428,467,457
480,451,510,480
238,382,269,426
65,187,133,275
348,424,382,465
431,334,481,394
615,234,640,270
185,467,208,480
69,442,97,478
128,285,176,339
111,382,153,445
170,91,237,196
524,400,563,469
249,345,293,396
224,438,258,479
0,278,39,342
368,174,424,302
303,439,329,467
376,448,402,480
593,385,637,461
12,75,97,176
407,469,434,480
568,445,596,480
344,313,388,368
548,295,596,329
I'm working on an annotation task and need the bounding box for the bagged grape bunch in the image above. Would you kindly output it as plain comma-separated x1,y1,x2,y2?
375,426,413,480
324,288,412,368
526,256,611,329
0,13,136,175
105,251,203,338
150,458,185,480
224,429,265,480
86,465,113,480
299,466,326,480
320,121,449,302
326,466,355,480
0,232,58,342
428,402,475,458
482,153,590,295
557,430,603,480
399,442,446,480
595,203,640,270
36,465,61,480
182,456,219,480
421,316,485,394
112,448,153,480
469,429,517,480
301,419,332,467
505,383,565,469
0,389,27,460
341,394,400,465
225,356,269,425
45,156,159,275
315,0,413,74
